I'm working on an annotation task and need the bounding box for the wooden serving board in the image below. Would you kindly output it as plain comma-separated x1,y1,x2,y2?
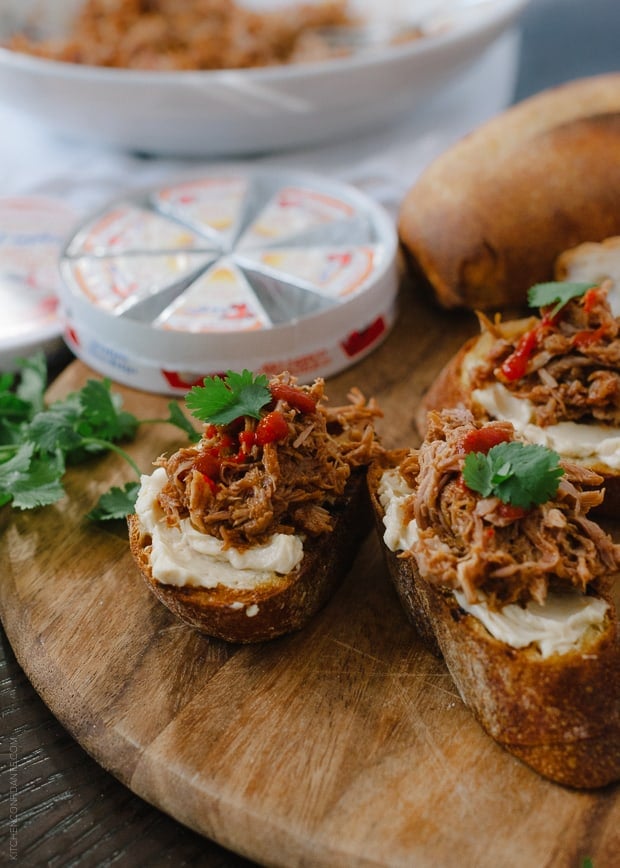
1,284,618,868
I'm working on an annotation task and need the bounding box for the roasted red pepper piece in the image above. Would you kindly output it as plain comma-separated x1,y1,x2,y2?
461,427,512,455
496,502,528,522
499,326,540,382
572,326,608,348
269,382,317,415
582,287,600,313
255,410,289,445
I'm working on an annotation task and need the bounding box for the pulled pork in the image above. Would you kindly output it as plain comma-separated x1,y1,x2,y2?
156,373,382,548
7,0,354,70
399,408,620,609
471,283,620,427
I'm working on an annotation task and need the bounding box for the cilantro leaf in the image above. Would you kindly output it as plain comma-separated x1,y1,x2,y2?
164,401,201,442
27,400,84,454
88,481,141,521
0,444,65,509
0,392,34,440
78,379,139,441
1,356,268,523
463,441,564,508
15,352,47,412
185,370,271,424
528,281,596,315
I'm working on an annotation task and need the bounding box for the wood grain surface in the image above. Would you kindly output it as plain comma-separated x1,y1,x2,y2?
1,282,618,868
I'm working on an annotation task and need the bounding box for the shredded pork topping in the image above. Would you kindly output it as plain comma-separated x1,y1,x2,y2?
7,0,354,70
156,373,382,548
399,409,620,609
471,283,620,426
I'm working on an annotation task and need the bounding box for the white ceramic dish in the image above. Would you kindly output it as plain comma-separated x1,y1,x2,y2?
0,0,529,157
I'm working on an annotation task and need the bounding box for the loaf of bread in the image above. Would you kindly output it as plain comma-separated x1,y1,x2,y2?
128,372,382,643
368,410,620,788
398,73,620,311
418,281,620,516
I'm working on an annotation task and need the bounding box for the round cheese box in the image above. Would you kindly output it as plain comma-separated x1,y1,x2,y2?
58,170,399,394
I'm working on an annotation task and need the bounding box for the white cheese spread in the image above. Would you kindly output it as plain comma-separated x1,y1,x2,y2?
453,589,608,659
471,382,620,469
377,468,419,552
135,467,304,589
378,469,608,657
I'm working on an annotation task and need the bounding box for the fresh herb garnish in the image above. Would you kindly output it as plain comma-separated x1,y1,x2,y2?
185,370,271,425
462,440,564,509
527,280,596,317
87,482,142,521
0,353,199,520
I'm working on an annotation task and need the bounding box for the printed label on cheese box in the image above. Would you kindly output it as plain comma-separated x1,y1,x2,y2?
152,176,249,246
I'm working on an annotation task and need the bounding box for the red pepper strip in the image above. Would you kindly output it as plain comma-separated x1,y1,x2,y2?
499,326,540,382
193,452,220,478
540,309,561,328
583,287,600,313
572,326,607,348
496,502,528,522
201,475,218,494
461,427,512,455
255,410,289,445
193,453,221,493
269,382,317,414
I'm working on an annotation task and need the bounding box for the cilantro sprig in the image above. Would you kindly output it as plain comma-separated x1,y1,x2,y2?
0,354,199,520
527,280,597,317
186,370,271,425
462,440,564,509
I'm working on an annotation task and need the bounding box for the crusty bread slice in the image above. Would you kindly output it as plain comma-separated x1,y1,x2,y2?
367,453,620,789
416,324,620,517
398,74,620,311
128,469,371,643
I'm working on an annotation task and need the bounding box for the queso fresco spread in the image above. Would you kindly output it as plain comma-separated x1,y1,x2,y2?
377,468,609,659
471,383,620,469
135,467,304,590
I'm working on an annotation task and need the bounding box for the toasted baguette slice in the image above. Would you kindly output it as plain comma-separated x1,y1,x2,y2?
128,469,371,644
368,452,620,789
417,323,620,516
398,74,620,311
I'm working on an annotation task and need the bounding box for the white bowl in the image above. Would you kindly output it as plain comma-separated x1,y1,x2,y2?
0,0,529,157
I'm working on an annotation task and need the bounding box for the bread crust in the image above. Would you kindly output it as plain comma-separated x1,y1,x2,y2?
368,453,620,789
398,74,620,311
128,470,371,643
416,329,620,517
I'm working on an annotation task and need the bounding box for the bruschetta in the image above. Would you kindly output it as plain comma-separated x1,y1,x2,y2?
419,280,620,515
368,408,620,788
128,370,383,643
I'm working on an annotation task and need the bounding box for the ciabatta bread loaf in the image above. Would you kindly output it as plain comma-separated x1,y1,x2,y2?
368,411,620,788
129,372,382,643
418,282,620,515
398,74,620,311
